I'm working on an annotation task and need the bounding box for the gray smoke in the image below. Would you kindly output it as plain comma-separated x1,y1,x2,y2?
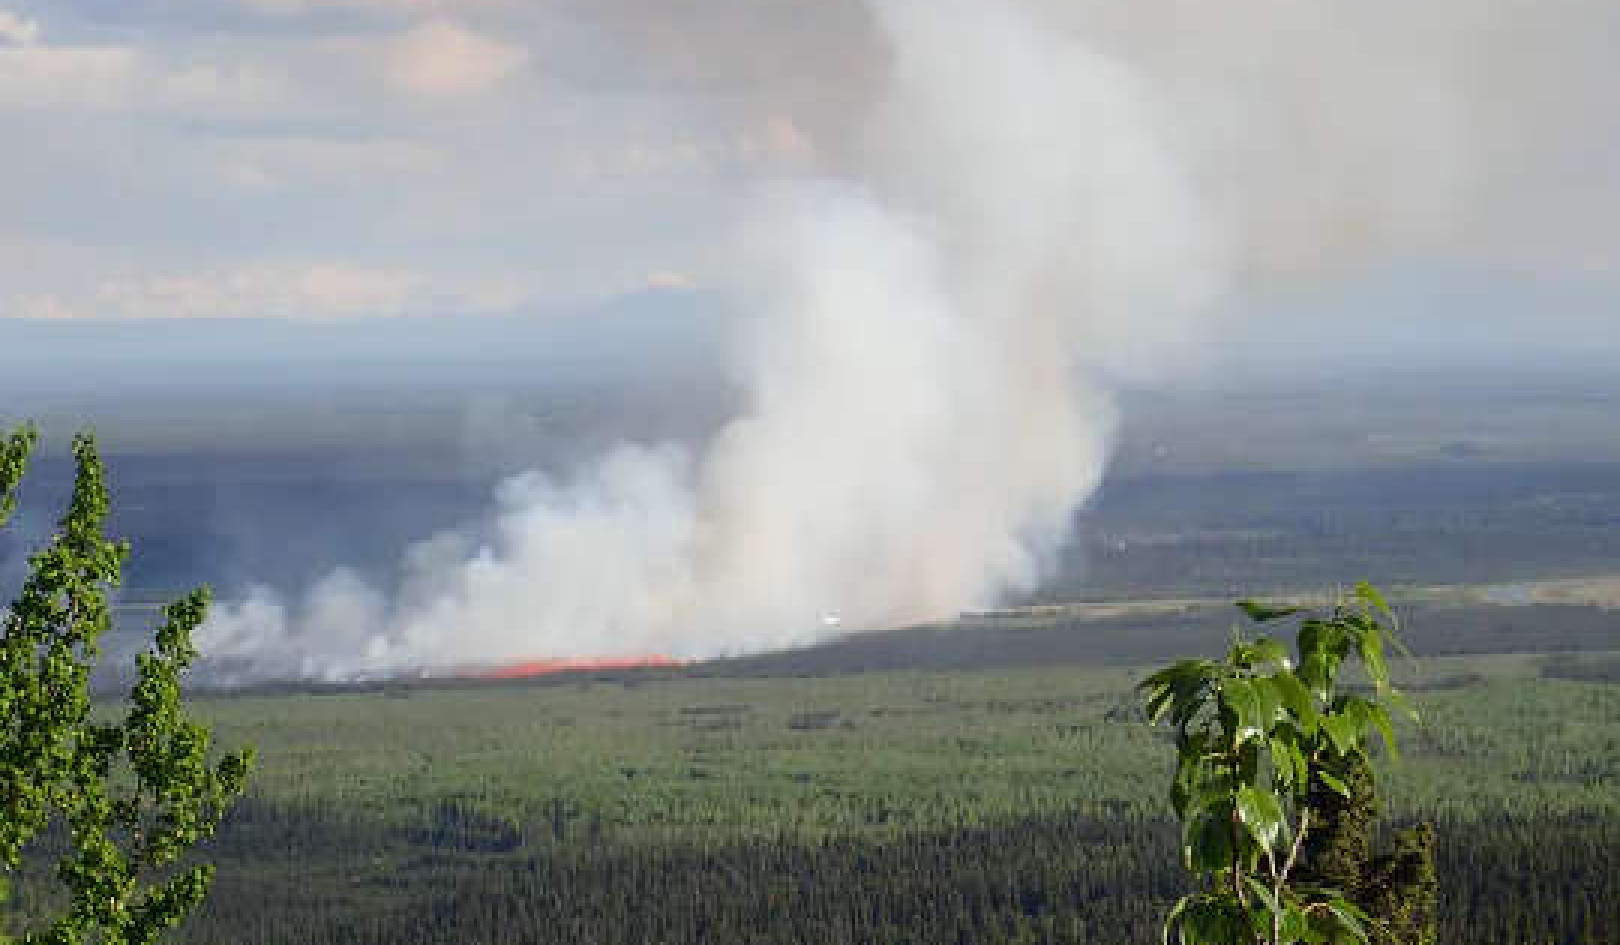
203,0,1546,680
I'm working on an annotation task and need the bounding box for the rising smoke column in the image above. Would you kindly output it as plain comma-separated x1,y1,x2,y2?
199,0,1223,681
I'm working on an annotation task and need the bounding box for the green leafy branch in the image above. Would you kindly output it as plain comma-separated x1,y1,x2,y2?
1140,583,1420,945
1,428,252,945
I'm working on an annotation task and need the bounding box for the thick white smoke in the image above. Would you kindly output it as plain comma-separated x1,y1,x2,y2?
200,0,1224,681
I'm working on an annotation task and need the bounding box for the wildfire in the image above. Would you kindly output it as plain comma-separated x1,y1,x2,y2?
468,655,687,680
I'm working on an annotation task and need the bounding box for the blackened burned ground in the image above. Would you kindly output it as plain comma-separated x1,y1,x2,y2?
700,602,1620,678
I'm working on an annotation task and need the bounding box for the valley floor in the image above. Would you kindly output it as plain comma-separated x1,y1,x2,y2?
14,649,1612,944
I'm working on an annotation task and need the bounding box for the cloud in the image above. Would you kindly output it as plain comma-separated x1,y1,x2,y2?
1,0,1617,329
378,19,529,97
0,13,275,117
10,262,503,321
0,9,39,46
0,7,141,109
644,269,700,291
161,61,288,113
0,44,139,110
12,294,75,321
215,133,445,185
736,114,816,165
239,0,514,14
218,159,277,190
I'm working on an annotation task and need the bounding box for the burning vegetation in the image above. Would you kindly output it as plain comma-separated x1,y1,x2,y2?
466,655,688,680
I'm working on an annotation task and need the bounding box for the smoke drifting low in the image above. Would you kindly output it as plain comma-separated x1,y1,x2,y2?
203,0,1471,680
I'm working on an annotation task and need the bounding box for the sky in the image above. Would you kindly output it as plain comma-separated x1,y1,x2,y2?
3,0,1619,677
0,0,855,321
0,0,1616,365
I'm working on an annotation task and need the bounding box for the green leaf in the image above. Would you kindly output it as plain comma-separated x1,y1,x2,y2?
1296,619,1346,697
0,425,36,530
1242,877,1289,942
1237,599,1304,622
1269,730,1308,794
1185,808,1234,872
1319,712,1360,756
1165,895,1248,945
1186,897,1245,945
1255,637,1293,668
1354,580,1393,621
1221,678,1265,744
1279,900,1310,942
1297,619,1335,660
1352,619,1390,691
1187,779,1237,821
1317,768,1352,798
1232,637,1292,671
1141,659,1215,692
1145,685,1175,723
1324,896,1371,942
1172,755,1201,817
1384,686,1420,724
1337,694,1401,760
1269,671,1318,732
1140,660,1218,727
1163,895,1193,945
1236,785,1286,853
1250,675,1285,727
1366,703,1399,760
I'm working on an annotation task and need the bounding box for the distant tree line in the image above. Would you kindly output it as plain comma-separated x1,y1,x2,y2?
123,800,1613,945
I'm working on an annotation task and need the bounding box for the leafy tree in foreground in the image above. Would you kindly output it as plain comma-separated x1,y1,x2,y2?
1139,583,1436,944
1,427,253,944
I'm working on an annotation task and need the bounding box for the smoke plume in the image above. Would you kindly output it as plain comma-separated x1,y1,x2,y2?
198,0,1220,680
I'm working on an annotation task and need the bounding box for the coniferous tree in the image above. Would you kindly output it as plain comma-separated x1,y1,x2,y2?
1296,754,1437,945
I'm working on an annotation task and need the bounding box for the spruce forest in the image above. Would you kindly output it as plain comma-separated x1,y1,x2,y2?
12,650,1611,944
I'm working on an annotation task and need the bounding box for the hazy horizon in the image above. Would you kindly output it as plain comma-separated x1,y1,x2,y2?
4,0,1619,680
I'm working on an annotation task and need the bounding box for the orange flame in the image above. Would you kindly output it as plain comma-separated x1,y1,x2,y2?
469,655,687,680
